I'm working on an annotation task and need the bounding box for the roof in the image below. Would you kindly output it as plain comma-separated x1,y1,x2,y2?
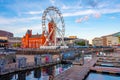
112,32,120,37
30,34,41,38
0,30,13,37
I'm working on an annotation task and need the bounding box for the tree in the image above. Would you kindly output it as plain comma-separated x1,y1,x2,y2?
75,41,85,46
13,43,21,47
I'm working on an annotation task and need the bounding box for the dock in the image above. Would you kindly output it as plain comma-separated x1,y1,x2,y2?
54,57,98,80
54,52,120,80
95,55,120,67
90,66,120,74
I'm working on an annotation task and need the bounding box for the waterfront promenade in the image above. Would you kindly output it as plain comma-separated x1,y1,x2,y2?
0,59,60,76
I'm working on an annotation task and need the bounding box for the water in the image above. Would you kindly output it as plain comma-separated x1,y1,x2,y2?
0,64,72,80
85,72,120,80
99,63,114,67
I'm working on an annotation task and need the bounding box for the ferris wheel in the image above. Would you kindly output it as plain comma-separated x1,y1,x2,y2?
42,6,65,46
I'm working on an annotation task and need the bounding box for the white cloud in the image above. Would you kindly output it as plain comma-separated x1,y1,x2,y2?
75,18,83,23
0,17,13,24
93,13,101,18
63,8,120,17
83,16,89,21
49,0,55,5
23,11,43,15
14,24,42,37
100,8,120,14
0,16,42,37
75,12,102,23
62,5,71,9
0,16,41,25
75,15,89,23
1,24,42,37
63,9,95,17
110,16,116,19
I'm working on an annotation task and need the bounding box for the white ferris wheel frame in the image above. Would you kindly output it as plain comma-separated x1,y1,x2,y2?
42,6,65,46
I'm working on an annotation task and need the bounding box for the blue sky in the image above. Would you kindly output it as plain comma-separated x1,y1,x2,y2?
0,0,120,43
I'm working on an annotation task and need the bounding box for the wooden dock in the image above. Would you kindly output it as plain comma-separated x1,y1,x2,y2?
98,60,120,63
54,57,98,80
96,55,120,67
95,62,120,67
90,66,120,74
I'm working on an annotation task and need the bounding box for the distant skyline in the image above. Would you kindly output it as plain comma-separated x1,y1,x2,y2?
0,0,120,43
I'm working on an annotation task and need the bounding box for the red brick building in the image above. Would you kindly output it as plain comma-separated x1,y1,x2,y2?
22,30,46,48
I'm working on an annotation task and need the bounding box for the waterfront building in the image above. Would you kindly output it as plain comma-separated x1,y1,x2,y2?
106,35,118,46
92,37,103,46
0,30,13,37
92,32,120,47
64,37,89,46
112,32,120,45
101,36,107,46
8,37,21,48
22,30,46,48
69,36,77,39
0,30,13,47
74,39,89,46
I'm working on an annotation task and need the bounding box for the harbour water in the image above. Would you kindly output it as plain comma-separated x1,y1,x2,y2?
85,72,120,80
0,64,72,80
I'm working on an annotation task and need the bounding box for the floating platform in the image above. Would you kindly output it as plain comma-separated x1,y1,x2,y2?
54,57,98,80
90,66,120,75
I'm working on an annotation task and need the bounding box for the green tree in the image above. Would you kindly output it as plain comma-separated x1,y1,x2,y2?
75,41,85,46
13,43,21,47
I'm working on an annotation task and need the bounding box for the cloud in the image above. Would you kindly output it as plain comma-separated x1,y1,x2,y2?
63,8,120,17
1,24,42,37
23,11,43,15
93,13,101,18
75,18,83,23
84,16,89,20
49,0,55,5
63,9,95,17
62,5,70,9
0,16,41,25
100,8,120,14
110,16,116,19
75,15,89,23
75,12,101,23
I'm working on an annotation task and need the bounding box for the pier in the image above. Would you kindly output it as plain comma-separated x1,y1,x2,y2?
54,52,120,80
54,57,98,80
90,67,120,74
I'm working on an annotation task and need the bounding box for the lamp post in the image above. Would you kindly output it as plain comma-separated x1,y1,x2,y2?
82,50,84,65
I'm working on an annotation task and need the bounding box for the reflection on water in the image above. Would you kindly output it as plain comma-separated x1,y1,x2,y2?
0,64,72,80
86,72,120,80
34,69,41,79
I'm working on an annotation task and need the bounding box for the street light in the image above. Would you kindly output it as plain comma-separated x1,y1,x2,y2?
82,50,84,65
